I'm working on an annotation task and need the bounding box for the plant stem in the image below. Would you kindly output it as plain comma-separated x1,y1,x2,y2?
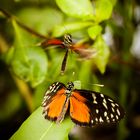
0,8,47,39
12,76,34,113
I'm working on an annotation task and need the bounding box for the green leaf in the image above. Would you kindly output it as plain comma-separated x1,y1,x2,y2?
52,21,93,37
109,0,117,6
88,25,102,39
16,7,64,35
55,0,94,20
3,47,15,65
92,36,110,73
10,107,74,140
77,61,93,89
11,20,48,87
11,46,48,87
94,0,113,22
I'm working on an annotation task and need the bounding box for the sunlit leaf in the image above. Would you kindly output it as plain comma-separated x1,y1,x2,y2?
11,46,48,87
10,20,48,87
3,47,14,65
88,25,102,39
55,0,94,20
109,0,117,6
92,36,110,73
16,7,64,35
94,0,113,22
52,21,93,37
10,107,74,140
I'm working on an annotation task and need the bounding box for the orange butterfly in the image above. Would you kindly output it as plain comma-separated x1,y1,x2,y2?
42,82,125,127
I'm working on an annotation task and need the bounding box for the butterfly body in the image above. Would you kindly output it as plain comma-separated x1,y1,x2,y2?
41,34,96,73
42,82,125,127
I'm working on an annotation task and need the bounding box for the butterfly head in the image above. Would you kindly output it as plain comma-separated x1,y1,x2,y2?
66,82,74,92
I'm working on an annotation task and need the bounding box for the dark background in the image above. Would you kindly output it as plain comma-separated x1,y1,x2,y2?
0,0,140,140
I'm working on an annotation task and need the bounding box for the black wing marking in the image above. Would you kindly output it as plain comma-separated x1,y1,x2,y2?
42,82,67,121
42,82,66,107
71,89,125,127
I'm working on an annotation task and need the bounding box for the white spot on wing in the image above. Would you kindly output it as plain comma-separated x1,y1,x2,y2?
104,111,107,117
108,98,114,102
112,119,115,122
49,86,52,90
103,102,108,109
117,109,121,116
111,103,115,107
100,94,104,98
106,116,109,120
96,109,99,114
42,102,46,106
106,116,110,123
103,98,107,104
112,107,115,112
46,90,50,94
47,96,51,99
111,114,114,118
92,93,97,104
99,117,103,122
95,118,98,122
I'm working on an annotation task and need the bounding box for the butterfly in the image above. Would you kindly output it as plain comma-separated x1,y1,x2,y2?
41,34,96,74
42,82,125,127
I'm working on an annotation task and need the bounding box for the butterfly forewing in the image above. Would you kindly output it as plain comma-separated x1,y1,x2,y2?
70,89,125,127
42,82,68,121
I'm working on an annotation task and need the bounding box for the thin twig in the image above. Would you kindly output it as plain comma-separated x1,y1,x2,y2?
0,8,47,39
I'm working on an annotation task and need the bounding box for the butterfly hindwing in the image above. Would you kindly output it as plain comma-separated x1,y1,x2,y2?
70,91,91,126
42,82,68,122
70,89,125,127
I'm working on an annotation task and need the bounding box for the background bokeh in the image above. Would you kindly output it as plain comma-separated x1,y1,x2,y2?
0,0,140,140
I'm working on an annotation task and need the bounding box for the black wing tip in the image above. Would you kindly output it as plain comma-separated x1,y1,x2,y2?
70,118,94,127
70,116,125,128
43,113,58,122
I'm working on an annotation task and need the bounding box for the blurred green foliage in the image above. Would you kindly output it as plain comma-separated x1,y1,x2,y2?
0,0,140,140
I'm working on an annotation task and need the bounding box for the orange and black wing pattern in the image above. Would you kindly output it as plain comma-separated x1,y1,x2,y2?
42,82,68,122
70,89,125,127
42,82,125,127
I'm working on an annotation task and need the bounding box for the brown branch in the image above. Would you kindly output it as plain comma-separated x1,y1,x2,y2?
0,8,47,39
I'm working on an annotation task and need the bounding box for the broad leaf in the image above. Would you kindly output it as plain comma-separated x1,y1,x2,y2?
88,25,102,39
10,107,74,140
55,0,94,20
94,0,113,22
92,36,110,73
16,7,64,35
52,21,93,37
10,20,48,87
11,46,48,87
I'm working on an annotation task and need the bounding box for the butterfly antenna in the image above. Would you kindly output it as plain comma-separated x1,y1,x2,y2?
91,83,104,87
74,80,104,88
